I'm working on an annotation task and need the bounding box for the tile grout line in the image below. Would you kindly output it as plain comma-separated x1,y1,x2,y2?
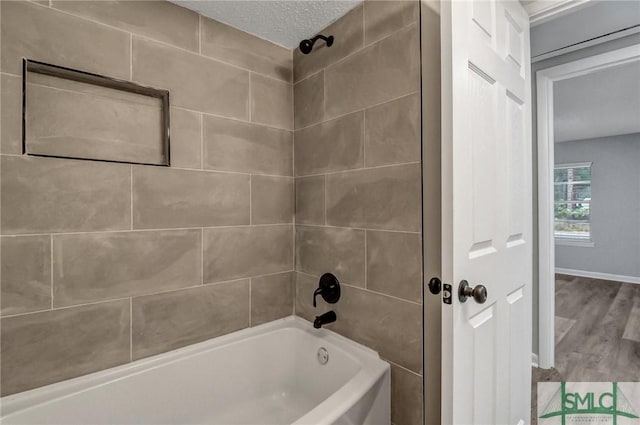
129,297,133,362
0,223,295,238
296,270,422,306
249,175,253,225
362,108,367,167
1,152,294,179
364,230,368,289
199,113,204,169
296,161,421,179
130,166,134,230
248,73,253,123
32,2,291,85
0,272,293,320
248,278,252,327
321,20,417,83
129,33,133,80
384,357,423,378
170,103,292,132
200,228,204,285
294,14,416,85
323,175,327,225
50,235,54,309
322,70,327,122
0,222,416,238
198,14,202,55
0,71,291,133
298,223,420,235
295,90,420,132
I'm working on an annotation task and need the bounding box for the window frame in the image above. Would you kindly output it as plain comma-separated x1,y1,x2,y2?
553,161,594,247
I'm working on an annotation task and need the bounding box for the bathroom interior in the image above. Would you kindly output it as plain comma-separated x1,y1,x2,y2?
0,0,441,424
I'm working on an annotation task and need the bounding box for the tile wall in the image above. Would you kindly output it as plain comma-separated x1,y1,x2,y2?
0,0,294,396
0,3,440,424
292,2,429,424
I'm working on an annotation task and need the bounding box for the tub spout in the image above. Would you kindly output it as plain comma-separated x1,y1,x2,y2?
314,311,336,329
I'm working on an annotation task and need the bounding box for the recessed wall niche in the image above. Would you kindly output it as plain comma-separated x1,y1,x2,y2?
23,59,170,166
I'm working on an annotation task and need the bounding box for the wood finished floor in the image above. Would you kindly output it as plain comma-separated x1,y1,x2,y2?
531,274,640,423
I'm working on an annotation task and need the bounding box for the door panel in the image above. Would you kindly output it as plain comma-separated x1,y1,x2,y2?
441,0,532,424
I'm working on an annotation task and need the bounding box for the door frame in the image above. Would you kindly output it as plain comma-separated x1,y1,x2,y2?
536,43,640,369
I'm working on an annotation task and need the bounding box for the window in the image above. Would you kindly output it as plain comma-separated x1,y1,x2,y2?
554,163,592,242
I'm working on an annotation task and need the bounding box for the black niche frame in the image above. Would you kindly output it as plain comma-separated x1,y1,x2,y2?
22,58,171,167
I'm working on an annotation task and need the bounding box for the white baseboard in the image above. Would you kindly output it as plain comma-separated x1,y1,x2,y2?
555,268,640,285
532,353,539,368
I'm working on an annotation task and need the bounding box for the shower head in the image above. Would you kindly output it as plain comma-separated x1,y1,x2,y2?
299,34,334,54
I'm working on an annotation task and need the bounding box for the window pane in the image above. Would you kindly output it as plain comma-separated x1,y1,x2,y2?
554,184,567,201
571,166,591,182
554,164,592,239
554,165,591,182
554,168,568,182
554,202,591,239
571,184,591,202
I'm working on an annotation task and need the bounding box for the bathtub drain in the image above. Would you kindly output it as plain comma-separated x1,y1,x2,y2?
317,347,329,365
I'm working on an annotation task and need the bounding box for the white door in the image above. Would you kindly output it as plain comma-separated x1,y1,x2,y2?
440,0,532,424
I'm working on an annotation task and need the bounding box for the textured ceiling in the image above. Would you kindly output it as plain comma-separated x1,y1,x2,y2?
172,0,362,49
554,61,640,142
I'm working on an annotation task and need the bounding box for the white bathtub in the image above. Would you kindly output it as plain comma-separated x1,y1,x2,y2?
0,316,390,425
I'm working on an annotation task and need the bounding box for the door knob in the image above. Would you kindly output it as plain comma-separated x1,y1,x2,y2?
428,277,442,294
458,280,487,304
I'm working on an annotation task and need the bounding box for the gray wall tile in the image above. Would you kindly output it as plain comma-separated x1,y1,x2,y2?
203,115,293,176
294,112,364,176
292,5,426,422
1,1,130,79
296,276,422,373
52,0,199,52
326,164,421,232
293,271,320,322
294,71,325,129
295,176,325,225
1,300,130,395
132,37,249,119
132,167,250,229
367,230,421,302
201,17,292,82
25,77,166,165
132,280,249,360
250,74,293,130
1,236,51,316
170,108,202,169
1,156,131,235
204,225,293,283
391,364,423,425
364,94,421,167
364,0,419,45
0,0,300,397
295,226,365,286
325,24,419,118
53,230,201,307
251,176,294,225
293,4,364,82
1,73,22,154
251,272,294,326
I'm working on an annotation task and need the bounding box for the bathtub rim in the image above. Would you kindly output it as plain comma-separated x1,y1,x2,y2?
0,315,390,424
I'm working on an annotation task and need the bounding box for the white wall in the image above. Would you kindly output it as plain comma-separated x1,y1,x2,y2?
555,134,640,279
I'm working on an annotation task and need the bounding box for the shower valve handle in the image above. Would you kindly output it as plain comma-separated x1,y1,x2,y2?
313,273,341,307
